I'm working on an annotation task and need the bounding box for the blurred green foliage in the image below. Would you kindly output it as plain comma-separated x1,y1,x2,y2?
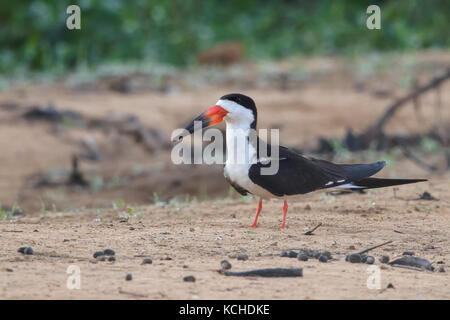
1,0,449,73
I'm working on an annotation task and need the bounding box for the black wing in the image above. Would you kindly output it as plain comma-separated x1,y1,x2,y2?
249,145,386,196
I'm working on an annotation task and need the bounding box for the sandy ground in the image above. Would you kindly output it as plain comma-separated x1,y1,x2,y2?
1,179,448,299
0,52,449,299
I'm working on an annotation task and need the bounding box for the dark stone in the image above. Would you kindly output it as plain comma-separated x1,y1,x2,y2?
387,283,394,289
366,256,375,264
318,255,328,263
348,253,362,263
103,249,115,256
125,273,132,281
96,255,106,261
389,257,433,271
379,255,390,264
18,247,27,254
298,253,308,261
142,258,153,265
108,256,116,262
93,251,104,258
288,250,298,258
220,260,232,270
183,275,196,282
280,251,288,257
402,251,414,256
237,254,249,261
24,247,34,255
438,267,445,273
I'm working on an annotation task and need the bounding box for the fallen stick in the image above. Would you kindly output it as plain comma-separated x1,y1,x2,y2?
224,268,303,278
357,240,393,255
371,69,450,137
304,223,322,235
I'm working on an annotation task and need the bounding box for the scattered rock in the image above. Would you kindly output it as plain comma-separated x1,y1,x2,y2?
438,267,445,273
366,256,375,264
108,256,116,262
103,249,115,256
379,255,390,264
93,251,104,258
280,251,288,257
348,254,362,263
221,260,232,270
96,255,106,261
402,251,414,256
237,254,249,261
288,250,298,258
24,247,34,255
125,273,133,281
18,247,27,254
318,255,328,263
320,251,332,259
312,250,321,259
361,254,368,263
389,257,433,271
183,275,196,282
142,258,153,265
298,253,309,261
387,283,394,289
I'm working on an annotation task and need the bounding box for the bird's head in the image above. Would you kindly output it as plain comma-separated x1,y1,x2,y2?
174,93,257,141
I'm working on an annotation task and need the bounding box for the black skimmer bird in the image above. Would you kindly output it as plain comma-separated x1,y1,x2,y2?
176,93,426,228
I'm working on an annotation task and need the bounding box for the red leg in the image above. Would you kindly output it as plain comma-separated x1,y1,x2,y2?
280,200,288,229
249,199,262,227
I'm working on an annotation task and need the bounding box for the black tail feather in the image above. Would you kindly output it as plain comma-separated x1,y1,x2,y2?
352,178,427,189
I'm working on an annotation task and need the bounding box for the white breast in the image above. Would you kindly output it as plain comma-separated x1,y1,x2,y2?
223,121,277,199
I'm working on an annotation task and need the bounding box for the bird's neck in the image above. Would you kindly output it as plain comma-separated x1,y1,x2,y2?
225,121,258,165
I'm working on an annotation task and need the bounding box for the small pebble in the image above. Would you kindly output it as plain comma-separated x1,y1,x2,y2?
108,256,116,262
220,260,232,270
125,273,132,281
379,255,390,264
142,258,153,265
312,250,321,259
361,254,368,263
387,283,394,289
318,255,328,263
366,256,375,264
24,247,34,255
438,267,445,273
93,251,104,258
436,261,444,264
298,253,309,261
280,251,288,257
96,255,106,261
321,251,332,259
237,254,248,261
18,247,27,254
103,249,115,256
402,251,414,256
183,275,196,282
288,250,298,258
348,253,362,263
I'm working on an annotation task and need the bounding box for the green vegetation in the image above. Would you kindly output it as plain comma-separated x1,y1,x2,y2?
1,0,449,73
0,204,21,220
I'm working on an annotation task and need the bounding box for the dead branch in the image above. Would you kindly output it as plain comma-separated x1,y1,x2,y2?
357,69,450,147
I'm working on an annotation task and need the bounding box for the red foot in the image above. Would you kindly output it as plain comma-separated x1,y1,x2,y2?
280,200,288,229
249,199,262,227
